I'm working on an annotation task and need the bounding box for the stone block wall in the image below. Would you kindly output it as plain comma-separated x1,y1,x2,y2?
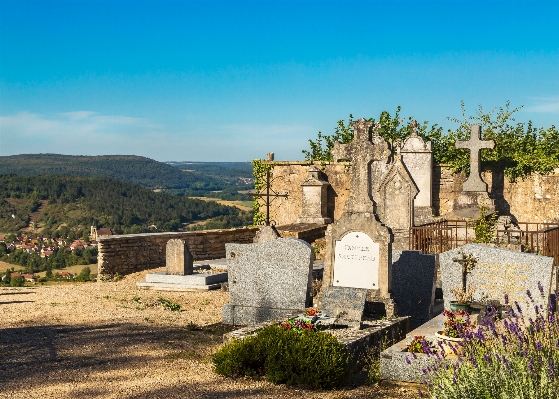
261,162,350,227
97,227,259,278
266,162,559,225
433,166,559,223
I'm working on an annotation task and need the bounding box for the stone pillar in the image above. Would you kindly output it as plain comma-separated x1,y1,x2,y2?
296,165,332,224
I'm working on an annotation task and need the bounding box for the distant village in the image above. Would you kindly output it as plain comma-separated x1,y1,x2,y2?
0,226,113,283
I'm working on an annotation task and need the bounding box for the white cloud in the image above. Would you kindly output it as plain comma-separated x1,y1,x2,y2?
525,97,559,113
0,111,313,161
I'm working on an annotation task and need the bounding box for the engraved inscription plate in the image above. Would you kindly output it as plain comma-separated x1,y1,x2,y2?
333,231,379,289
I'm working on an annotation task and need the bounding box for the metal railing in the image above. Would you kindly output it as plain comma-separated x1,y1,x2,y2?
410,220,559,265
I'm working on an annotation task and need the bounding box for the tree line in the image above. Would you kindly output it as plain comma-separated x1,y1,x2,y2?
303,102,559,181
0,175,252,235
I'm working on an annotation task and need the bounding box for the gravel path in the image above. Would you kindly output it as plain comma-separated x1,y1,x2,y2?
0,268,420,399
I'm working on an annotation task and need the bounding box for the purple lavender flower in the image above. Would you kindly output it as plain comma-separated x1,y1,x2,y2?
528,359,534,374
527,289,533,300
405,355,411,365
504,294,509,304
515,301,523,314
538,281,544,296
536,341,543,351
484,353,492,365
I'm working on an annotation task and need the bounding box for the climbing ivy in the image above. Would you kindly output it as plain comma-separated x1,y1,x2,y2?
302,102,559,181
251,159,275,226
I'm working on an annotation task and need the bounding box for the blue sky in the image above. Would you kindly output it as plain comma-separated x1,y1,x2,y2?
1,0,558,162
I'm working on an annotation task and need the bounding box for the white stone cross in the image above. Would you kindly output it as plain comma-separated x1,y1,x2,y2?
455,124,495,192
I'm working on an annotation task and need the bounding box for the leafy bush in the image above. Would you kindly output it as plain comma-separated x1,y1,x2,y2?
212,325,349,389
75,266,91,282
10,275,24,287
419,285,559,398
302,102,559,181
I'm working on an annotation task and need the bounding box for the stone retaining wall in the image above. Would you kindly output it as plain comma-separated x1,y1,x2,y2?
266,162,559,224
97,227,259,278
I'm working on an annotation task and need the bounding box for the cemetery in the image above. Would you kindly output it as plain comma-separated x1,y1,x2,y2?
91,117,559,395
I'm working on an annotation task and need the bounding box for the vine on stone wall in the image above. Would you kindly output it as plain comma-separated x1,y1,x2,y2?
251,159,275,226
303,102,559,181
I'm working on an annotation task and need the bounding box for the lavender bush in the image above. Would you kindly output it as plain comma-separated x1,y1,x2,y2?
421,284,559,399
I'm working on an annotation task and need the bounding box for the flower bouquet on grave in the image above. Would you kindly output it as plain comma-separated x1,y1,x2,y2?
450,285,476,312
435,309,476,356
280,317,317,333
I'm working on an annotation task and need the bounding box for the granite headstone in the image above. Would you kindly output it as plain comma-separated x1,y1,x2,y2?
222,238,313,325
439,244,554,317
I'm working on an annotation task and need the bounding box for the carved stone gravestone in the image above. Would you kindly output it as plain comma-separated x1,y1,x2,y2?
166,239,193,275
439,244,554,318
377,153,418,250
222,238,314,325
321,286,367,329
453,125,496,218
400,121,434,225
323,118,396,316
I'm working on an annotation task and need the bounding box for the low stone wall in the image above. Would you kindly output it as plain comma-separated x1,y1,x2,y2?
97,227,259,278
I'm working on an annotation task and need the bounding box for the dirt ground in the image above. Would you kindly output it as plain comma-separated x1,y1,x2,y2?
0,268,420,399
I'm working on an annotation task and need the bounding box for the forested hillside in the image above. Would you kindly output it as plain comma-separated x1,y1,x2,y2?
0,154,253,192
0,175,252,235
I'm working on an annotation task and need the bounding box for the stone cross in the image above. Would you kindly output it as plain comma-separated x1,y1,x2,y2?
456,124,495,192
332,118,390,213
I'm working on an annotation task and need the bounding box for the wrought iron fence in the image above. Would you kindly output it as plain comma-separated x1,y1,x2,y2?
409,220,559,265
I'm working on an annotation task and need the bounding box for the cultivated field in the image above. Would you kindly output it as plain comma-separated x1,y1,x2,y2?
0,268,419,399
189,197,253,211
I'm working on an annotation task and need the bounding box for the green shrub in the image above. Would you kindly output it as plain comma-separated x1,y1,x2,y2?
75,266,91,282
212,325,348,389
10,275,24,287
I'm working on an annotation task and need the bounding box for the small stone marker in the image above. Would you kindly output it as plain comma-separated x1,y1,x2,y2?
321,286,367,328
253,225,280,243
222,238,313,326
333,231,379,289
439,244,554,317
391,250,437,329
166,239,193,275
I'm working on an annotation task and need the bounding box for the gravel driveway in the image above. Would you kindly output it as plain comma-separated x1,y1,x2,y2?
0,268,420,399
